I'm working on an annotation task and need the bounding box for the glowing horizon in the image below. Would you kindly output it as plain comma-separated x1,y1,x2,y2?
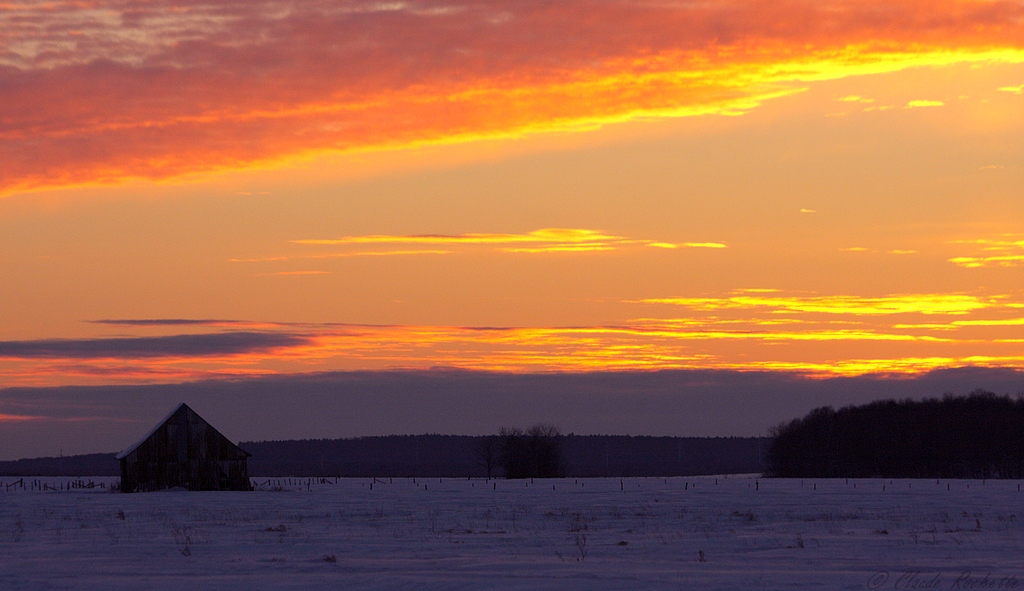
3,284,1024,386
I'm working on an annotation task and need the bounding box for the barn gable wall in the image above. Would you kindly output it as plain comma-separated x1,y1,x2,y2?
119,404,251,493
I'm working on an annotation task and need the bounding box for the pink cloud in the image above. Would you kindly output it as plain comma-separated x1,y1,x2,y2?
2,0,1023,194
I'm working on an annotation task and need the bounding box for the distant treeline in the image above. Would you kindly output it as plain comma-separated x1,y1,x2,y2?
245,435,766,477
0,453,119,477
766,392,1024,479
0,436,767,478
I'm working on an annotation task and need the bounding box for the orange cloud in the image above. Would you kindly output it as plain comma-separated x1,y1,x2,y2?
3,0,1024,195
229,251,451,263
0,413,41,422
6,295,1024,386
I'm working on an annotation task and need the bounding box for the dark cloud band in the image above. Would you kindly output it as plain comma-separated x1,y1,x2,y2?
89,319,243,326
0,332,308,359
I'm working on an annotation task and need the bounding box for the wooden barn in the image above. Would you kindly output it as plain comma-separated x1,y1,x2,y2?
116,403,252,493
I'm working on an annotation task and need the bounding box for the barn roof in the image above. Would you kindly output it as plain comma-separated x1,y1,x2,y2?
116,403,250,460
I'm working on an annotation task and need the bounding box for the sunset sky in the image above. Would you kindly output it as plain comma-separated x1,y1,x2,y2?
1,0,1023,457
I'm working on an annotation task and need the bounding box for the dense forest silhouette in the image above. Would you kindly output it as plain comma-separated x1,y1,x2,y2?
766,391,1024,478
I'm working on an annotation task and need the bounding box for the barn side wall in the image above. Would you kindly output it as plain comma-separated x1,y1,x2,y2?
120,406,251,492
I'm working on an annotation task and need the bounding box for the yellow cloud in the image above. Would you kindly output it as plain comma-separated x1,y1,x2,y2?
948,236,1024,267
310,250,452,258
896,318,1024,329
740,355,1024,376
950,255,1024,268
637,293,997,315
227,256,289,263
291,229,724,255
293,228,622,246
950,237,1024,250
953,318,1024,327
839,95,874,103
681,242,728,249
998,84,1024,94
644,242,728,249
502,244,618,253
905,100,945,108
942,237,1024,266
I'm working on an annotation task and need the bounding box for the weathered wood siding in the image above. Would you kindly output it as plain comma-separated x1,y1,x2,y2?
119,405,251,492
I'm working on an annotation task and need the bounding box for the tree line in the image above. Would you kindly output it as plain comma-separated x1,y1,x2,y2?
0,434,767,478
766,391,1024,478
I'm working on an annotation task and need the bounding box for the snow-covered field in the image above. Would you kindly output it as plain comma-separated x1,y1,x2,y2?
2,476,1024,590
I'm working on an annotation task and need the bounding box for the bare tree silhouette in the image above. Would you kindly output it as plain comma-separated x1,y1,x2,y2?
499,423,562,478
475,435,499,479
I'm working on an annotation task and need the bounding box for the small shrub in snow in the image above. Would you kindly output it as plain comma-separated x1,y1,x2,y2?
570,532,587,561
172,525,194,557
